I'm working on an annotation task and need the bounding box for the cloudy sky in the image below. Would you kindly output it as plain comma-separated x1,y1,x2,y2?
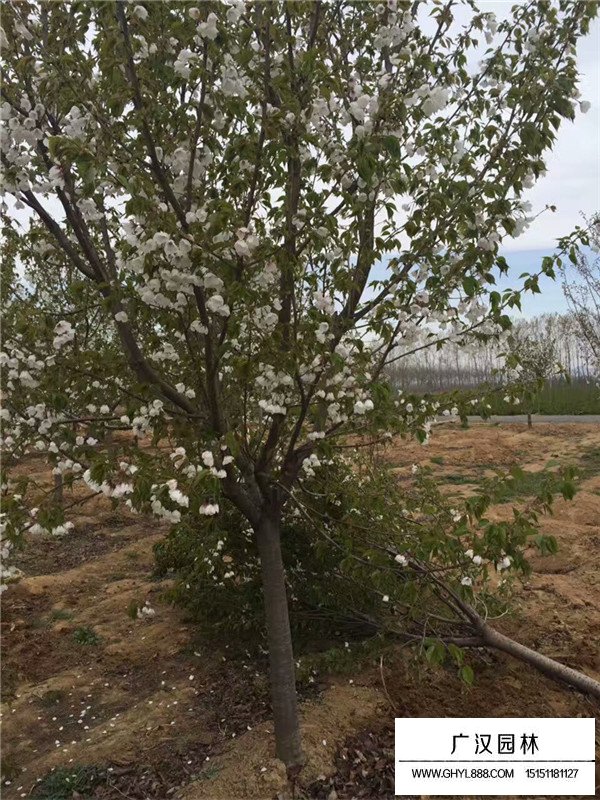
491,5,599,316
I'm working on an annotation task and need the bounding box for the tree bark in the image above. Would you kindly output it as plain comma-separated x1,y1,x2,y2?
53,472,63,505
255,513,305,775
479,623,600,700
393,555,600,701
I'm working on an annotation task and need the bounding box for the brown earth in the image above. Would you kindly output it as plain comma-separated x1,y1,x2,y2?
1,423,599,800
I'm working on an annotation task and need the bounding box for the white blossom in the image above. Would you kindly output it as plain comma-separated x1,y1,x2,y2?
52,321,75,350
199,502,220,516
133,5,148,21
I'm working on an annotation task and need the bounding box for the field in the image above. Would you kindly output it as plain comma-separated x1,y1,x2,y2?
2,423,600,800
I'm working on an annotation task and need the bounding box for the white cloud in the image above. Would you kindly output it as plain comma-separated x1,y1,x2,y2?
504,16,600,250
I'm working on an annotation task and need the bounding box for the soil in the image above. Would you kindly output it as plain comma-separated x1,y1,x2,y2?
1,423,599,800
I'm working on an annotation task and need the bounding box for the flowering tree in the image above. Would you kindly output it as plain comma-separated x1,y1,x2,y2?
1,0,596,774
503,327,559,426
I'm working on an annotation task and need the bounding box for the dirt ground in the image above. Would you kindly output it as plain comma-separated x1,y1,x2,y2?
2,423,599,800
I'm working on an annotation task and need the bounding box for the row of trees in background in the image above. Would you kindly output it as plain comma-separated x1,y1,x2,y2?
562,214,600,374
387,311,596,394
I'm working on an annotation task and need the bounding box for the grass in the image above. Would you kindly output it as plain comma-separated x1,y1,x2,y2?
32,609,75,631
49,608,73,621
441,463,570,502
486,469,563,502
437,445,597,503
199,764,222,781
439,468,564,500
544,458,561,469
72,626,100,646
580,447,600,477
32,766,106,799
441,473,477,485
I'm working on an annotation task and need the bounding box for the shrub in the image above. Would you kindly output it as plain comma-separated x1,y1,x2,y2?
72,626,100,646
155,453,571,660
155,459,389,652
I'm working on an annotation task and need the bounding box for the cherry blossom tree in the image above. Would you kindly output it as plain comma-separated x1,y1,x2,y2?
1,0,596,774
504,328,559,426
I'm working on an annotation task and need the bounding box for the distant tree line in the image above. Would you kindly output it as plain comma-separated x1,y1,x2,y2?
386,313,596,393
562,215,600,375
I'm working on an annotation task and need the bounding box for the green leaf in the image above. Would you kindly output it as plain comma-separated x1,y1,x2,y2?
460,664,474,685
356,155,374,182
382,135,401,158
448,643,464,666
425,641,446,666
520,123,541,154
489,291,501,311
462,276,477,297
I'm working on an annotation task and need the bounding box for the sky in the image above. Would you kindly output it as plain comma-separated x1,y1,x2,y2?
488,5,600,317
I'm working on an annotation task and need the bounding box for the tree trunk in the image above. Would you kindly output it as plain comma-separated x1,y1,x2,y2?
527,411,532,428
255,513,305,775
53,472,63,505
388,558,600,700
480,623,600,700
